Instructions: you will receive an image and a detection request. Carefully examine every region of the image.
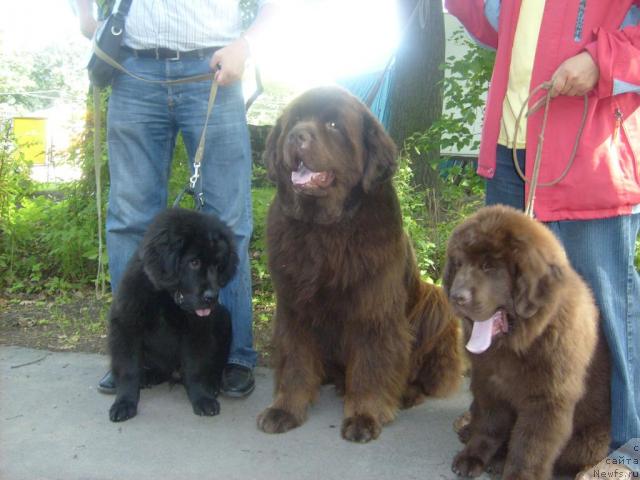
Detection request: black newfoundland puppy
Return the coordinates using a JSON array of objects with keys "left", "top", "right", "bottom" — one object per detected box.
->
[{"left": 108, "top": 208, "right": 237, "bottom": 422}]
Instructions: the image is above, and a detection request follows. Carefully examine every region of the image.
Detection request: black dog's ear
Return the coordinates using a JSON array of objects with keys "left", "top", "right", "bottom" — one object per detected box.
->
[
  {"left": 263, "top": 115, "right": 284, "bottom": 184},
  {"left": 362, "top": 108, "right": 397, "bottom": 192},
  {"left": 512, "top": 245, "right": 563, "bottom": 319},
  {"left": 212, "top": 230, "right": 239, "bottom": 287},
  {"left": 141, "top": 226, "right": 183, "bottom": 291}
]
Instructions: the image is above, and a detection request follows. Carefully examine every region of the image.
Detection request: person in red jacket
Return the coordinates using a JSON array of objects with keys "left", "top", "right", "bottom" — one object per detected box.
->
[{"left": 446, "top": 0, "right": 640, "bottom": 477}]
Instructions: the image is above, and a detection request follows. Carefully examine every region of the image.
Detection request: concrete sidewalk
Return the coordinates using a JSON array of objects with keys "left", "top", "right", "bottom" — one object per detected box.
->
[{"left": 0, "top": 346, "right": 570, "bottom": 480}]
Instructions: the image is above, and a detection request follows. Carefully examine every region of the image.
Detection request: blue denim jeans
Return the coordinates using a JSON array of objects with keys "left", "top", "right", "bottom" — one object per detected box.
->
[
  {"left": 106, "top": 52, "right": 257, "bottom": 368},
  {"left": 487, "top": 144, "right": 640, "bottom": 455}
]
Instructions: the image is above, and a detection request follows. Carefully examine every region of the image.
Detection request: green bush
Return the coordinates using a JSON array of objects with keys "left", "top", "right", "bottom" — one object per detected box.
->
[
  {"left": 393, "top": 29, "right": 493, "bottom": 282},
  {"left": 3, "top": 188, "right": 99, "bottom": 294}
]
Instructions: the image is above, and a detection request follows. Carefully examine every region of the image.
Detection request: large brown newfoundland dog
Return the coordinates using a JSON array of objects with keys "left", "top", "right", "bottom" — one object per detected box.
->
[
  {"left": 443, "top": 205, "right": 610, "bottom": 479},
  {"left": 256, "top": 86, "right": 463, "bottom": 443}
]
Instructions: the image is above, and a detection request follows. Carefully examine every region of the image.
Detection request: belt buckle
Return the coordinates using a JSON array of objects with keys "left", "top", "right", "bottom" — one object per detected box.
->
[{"left": 155, "top": 48, "right": 181, "bottom": 60}]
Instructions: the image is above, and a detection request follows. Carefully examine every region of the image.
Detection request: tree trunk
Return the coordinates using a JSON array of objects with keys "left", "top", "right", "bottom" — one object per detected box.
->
[{"left": 388, "top": 0, "right": 445, "bottom": 190}]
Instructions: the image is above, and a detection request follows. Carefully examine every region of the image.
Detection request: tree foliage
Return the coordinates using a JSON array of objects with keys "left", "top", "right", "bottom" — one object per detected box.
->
[{"left": 0, "top": 44, "right": 87, "bottom": 115}]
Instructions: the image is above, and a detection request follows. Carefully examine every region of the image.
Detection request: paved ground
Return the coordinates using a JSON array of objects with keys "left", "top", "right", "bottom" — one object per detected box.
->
[{"left": 0, "top": 346, "right": 577, "bottom": 480}]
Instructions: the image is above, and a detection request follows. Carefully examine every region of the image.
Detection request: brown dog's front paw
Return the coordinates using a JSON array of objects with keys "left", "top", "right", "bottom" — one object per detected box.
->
[
  {"left": 400, "top": 385, "right": 426, "bottom": 409},
  {"left": 451, "top": 450, "right": 485, "bottom": 477},
  {"left": 257, "top": 407, "right": 301, "bottom": 434},
  {"left": 341, "top": 414, "right": 381, "bottom": 443}
]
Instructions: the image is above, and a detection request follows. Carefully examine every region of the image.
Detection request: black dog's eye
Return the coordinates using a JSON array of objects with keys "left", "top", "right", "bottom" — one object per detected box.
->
[
  {"left": 189, "top": 259, "right": 201, "bottom": 270},
  {"left": 325, "top": 121, "right": 339, "bottom": 131}
]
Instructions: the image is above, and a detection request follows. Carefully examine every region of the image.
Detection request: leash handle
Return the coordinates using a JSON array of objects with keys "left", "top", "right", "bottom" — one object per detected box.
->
[{"left": 510, "top": 81, "right": 589, "bottom": 217}]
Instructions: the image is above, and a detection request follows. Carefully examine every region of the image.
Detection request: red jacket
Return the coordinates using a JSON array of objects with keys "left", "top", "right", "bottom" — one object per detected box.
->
[{"left": 445, "top": 0, "right": 640, "bottom": 221}]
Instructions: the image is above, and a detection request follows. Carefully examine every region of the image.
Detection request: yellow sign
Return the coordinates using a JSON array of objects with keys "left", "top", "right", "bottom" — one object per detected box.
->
[{"left": 13, "top": 117, "right": 47, "bottom": 165}]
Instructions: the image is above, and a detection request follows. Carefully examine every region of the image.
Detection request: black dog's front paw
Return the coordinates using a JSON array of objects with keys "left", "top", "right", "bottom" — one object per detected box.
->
[
  {"left": 109, "top": 399, "right": 138, "bottom": 422},
  {"left": 192, "top": 396, "right": 220, "bottom": 416}
]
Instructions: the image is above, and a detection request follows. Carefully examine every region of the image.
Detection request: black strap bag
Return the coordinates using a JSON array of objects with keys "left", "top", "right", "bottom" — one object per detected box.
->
[{"left": 87, "top": 0, "right": 133, "bottom": 88}]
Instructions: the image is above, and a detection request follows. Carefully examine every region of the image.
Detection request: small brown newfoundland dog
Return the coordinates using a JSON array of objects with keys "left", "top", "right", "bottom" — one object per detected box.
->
[
  {"left": 443, "top": 205, "right": 610, "bottom": 479},
  {"left": 257, "top": 86, "right": 463, "bottom": 442}
]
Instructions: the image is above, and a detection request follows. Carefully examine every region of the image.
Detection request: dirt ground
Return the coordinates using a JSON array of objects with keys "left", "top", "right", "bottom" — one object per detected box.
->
[{"left": 0, "top": 292, "right": 275, "bottom": 366}]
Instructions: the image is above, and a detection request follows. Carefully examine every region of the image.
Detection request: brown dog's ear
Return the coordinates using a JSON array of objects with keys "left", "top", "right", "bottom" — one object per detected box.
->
[
  {"left": 362, "top": 109, "right": 397, "bottom": 192},
  {"left": 263, "top": 116, "right": 284, "bottom": 183},
  {"left": 442, "top": 253, "right": 456, "bottom": 298},
  {"left": 512, "top": 246, "right": 563, "bottom": 319}
]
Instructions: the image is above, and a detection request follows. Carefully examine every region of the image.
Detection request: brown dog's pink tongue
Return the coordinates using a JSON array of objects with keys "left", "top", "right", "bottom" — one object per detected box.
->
[
  {"left": 292, "top": 163, "right": 315, "bottom": 186},
  {"left": 466, "top": 311, "right": 502, "bottom": 354}
]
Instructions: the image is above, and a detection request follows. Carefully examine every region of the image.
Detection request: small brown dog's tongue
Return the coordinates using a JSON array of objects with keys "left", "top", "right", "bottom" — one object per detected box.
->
[{"left": 466, "top": 311, "right": 504, "bottom": 354}]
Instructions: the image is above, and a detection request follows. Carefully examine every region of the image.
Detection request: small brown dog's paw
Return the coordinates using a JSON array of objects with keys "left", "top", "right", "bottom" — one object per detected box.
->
[
  {"left": 486, "top": 457, "right": 505, "bottom": 475},
  {"left": 257, "top": 407, "right": 300, "bottom": 434},
  {"left": 453, "top": 410, "right": 472, "bottom": 444},
  {"left": 341, "top": 414, "right": 381, "bottom": 443},
  {"left": 502, "top": 474, "right": 538, "bottom": 480},
  {"left": 451, "top": 450, "right": 485, "bottom": 477}
]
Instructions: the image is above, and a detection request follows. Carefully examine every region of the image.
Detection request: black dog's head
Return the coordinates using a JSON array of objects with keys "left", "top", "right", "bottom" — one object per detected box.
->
[{"left": 140, "top": 208, "right": 238, "bottom": 317}]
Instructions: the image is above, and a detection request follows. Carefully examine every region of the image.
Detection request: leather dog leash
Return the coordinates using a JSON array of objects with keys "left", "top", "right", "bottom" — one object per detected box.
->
[{"left": 510, "top": 81, "right": 589, "bottom": 217}]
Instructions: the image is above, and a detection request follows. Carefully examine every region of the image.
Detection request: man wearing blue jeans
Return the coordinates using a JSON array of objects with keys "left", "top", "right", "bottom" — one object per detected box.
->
[{"left": 77, "top": 0, "right": 280, "bottom": 398}]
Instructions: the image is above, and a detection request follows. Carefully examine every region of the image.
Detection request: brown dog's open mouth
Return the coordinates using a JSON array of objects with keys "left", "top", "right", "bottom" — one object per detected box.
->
[
  {"left": 291, "top": 160, "right": 335, "bottom": 191},
  {"left": 466, "top": 309, "right": 509, "bottom": 354}
]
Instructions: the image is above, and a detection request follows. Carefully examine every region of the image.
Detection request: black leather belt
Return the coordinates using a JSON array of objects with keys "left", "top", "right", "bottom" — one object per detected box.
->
[{"left": 122, "top": 46, "right": 220, "bottom": 60}]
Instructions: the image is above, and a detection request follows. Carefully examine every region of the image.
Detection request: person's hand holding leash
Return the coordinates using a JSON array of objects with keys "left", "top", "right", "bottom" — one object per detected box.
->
[
  {"left": 550, "top": 51, "right": 599, "bottom": 97},
  {"left": 209, "top": 37, "right": 251, "bottom": 86}
]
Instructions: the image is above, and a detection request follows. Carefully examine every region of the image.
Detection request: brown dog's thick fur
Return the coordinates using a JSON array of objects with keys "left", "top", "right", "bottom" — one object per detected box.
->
[
  {"left": 256, "top": 86, "right": 463, "bottom": 442},
  {"left": 444, "top": 205, "right": 610, "bottom": 480}
]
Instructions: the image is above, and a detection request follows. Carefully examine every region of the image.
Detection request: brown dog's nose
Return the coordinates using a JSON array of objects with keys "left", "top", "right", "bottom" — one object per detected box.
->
[
  {"left": 450, "top": 287, "right": 472, "bottom": 306},
  {"left": 289, "top": 128, "right": 313, "bottom": 150}
]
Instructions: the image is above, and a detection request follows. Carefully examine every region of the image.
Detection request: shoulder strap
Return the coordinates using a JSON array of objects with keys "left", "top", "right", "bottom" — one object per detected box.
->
[{"left": 114, "top": 0, "right": 133, "bottom": 16}]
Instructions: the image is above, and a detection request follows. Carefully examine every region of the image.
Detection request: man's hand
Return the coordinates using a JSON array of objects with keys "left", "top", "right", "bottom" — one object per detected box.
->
[
  {"left": 209, "top": 37, "right": 250, "bottom": 86},
  {"left": 549, "top": 51, "right": 599, "bottom": 97}
]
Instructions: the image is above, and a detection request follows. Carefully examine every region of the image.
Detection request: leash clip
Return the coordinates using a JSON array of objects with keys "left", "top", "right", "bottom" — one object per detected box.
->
[{"left": 189, "top": 161, "right": 201, "bottom": 190}]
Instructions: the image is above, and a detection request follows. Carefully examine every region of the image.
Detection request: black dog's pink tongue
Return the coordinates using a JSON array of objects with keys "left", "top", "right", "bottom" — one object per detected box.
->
[{"left": 195, "top": 308, "right": 211, "bottom": 317}]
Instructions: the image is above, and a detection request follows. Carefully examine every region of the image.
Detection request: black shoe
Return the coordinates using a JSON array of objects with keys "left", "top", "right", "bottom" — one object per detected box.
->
[
  {"left": 221, "top": 364, "right": 255, "bottom": 398},
  {"left": 97, "top": 370, "right": 116, "bottom": 394}
]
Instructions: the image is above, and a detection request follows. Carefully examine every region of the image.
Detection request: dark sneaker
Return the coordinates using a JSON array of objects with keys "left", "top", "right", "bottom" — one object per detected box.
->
[
  {"left": 97, "top": 370, "right": 116, "bottom": 394},
  {"left": 221, "top": 364, "right": 255, "bottom": 398}
]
